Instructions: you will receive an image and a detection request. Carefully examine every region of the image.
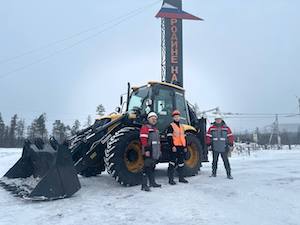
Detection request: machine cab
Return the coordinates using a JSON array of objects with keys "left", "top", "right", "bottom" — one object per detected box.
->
[{"left": 127, "top": 81, "right": 190, "bottom": 132}]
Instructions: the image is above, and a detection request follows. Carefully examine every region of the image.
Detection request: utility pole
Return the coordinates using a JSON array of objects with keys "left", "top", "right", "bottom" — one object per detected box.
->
[
  {"left": 269, "top": 114, "right": 281, "bottom": 149},
  {"left": 275, "top": 114, "right": 281, "bottom": 149}
]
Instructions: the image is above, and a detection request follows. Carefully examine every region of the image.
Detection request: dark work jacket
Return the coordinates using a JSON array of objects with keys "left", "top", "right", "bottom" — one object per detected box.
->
[
  {"left": 140, "top": 124, "right": 161, "bottom": 160},
  {"left": 206, "top": 121, "right": 234, "bottom": 153}
]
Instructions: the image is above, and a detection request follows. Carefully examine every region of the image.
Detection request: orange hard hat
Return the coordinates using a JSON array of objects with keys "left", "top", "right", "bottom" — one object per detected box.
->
[{"left": 172, "top": 110, "right": 181, "bottom": 117}]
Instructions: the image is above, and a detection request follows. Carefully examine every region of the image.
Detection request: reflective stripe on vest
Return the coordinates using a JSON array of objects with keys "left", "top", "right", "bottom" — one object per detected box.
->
[{"left": 171, "top": 122, "right": 186, "bottom": 147}]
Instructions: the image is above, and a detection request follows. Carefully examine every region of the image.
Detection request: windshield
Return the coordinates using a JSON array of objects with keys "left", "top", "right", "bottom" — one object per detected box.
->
[{"left": 128, "top": 86, "right": 150, "bottom": 113}]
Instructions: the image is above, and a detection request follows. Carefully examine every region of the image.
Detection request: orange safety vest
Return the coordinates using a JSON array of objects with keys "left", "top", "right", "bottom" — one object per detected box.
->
[{"left": 171, "top": 122, "right": 186, "bottom": 147}]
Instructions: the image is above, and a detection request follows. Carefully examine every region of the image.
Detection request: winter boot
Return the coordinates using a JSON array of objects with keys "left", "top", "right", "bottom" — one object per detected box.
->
[
  {"left": 168, "top": 165, "right": 176, "bottom": 185},
  {"left": 178, "top": 167, "right": 189, "bottom": 183},
  {"left": 227, "top": 170, "right": 233, "bottom": 180},
  {"left": 141, "top": 173, "right": 150, "bottom": 192},
  {"left": 210, "top": 170, "right": 217, "bottom": 177},
  {"left": 210, "top": 164, "right": 217, "bottom": 177},
  {"left": 149, "top": 170, "right": 162, "bottom": 188},
  {"left": 179, "top": 177, "right": 189, "bottom": 183}
]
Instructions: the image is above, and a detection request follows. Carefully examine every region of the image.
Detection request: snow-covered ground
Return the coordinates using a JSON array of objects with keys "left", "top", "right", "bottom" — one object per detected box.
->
[{"left": 0, "top": 148, "right": 299, "bottom": 225}]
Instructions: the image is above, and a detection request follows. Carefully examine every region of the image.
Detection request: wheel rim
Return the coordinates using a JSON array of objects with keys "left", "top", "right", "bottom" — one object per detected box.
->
[
  {"left": 185, "top": 143, "right": 199, "bottom": 168},
  {"left": 124, "top": 140, "right": 144, "bottom": 173}
]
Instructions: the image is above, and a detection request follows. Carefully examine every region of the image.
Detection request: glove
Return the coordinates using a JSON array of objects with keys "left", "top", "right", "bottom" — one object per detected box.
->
[
  {"left": 145, "top": 151, "right": 151, "bottom": 157},
  {"left": 172, "top": 146, "right": 177, "bottom": 152}
]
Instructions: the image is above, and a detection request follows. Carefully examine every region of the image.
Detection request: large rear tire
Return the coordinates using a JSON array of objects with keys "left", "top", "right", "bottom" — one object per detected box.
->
[
  {"left": 78, "top": 145, "right": 105, "bottom": 177},
  {"left": 105, "top": 127, "right": 144, "bottom": 186},
  {"left": 182, "top": 133, "right": 203, "bottom": 176}
]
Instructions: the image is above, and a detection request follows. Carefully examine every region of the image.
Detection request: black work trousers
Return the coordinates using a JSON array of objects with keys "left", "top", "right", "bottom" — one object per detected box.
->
[
  {"left": 169, "top": 147, "right": 186, "bottom": 167},
  {"left": 168, "top": 147, "right": 186, "bottom": 180},
  {"left": 212, "top": 151, "right": 231, "bottom": 176}
]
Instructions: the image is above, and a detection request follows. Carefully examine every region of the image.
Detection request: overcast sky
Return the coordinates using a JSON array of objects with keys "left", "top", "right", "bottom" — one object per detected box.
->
[{"left": 0, "top": 0, "right": 300, "bottom": 132}]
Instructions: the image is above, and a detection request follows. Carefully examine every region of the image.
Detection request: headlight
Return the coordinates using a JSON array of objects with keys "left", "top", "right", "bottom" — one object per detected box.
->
[{"left": 128, "top": 113, "right": 137, "bottom": 120}]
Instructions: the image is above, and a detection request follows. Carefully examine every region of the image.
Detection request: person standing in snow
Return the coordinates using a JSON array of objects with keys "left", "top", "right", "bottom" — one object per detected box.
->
[
  {"left": 166, "top": 110, "right": 189, "bottom": 185},
  {"left": 206, "top": 114, "right": 234, "bottom": 179},
  {"left": 140, "top": 112, "right": 162, "bottom": 192}
]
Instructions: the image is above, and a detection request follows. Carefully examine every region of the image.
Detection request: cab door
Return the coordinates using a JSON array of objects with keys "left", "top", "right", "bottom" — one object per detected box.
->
[
  {"left": 153, "top": 88, "right": 174, "bottom": 132},
  {"left": 174, "top": 91, "right": 190, "bottom": 125}
]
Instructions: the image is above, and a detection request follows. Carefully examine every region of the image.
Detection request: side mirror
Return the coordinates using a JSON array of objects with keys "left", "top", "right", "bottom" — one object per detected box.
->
[
  {"left": 146, "top": 99, "right": 152, "bottom": 107},
  {"left": 115, "top": 106, "right": 121, "bottom": 113}
]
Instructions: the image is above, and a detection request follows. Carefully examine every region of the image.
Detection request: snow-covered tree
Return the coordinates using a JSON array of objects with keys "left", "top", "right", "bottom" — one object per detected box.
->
[
  {"left": 52, "top": 120, "right": 70, "bottom": 143},
  {"left": 0, "top": 113, "right": 5, "bottom": 147},
  {"left": 16, "top": 119, "right": 25, "bottom": 147},
  {"left": 96, "top": 104, "right": 106, "bottom": 117},
  {"left": 8, "top": 114, "right": 18, "bottom": 147},
  {"left": 85, "top": 115, "right": 93, "bottom": 128},
  {"left": 27, "top": 114, "right": 48, "bottom": 141},
  {"left": 297, "top": 125, "right": 300, "bottom": 145},
  {"left": 71, "top": 120, "right": 81, "bottom": 136}
]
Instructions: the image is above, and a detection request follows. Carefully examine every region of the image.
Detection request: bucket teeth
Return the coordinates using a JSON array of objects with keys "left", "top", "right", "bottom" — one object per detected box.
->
[
  {"left": 0, "top": 139, "right": 81, "bottom": 201},
  {"left": 6, "top": 186, "right": 17, "bottom": 192},
  {"left": 0, "top": 182, "right": 27, "bottom": 198},
  {"left": 0, "top": 180, "right": 50, "bottom": 200}
]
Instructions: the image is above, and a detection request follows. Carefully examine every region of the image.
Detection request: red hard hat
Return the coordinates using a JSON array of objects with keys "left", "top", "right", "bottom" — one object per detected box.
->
[{"left": 172, "top": 110, "right": 181, "bottom": 117}]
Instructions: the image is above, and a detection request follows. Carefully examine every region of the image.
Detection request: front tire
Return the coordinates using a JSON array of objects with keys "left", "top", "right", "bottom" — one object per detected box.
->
[
  {"left": 105, "top": 127, "right": 144, "bottom": 186},
  {"left": 182, "top": 133, "right": 203, "bottom": 176}
]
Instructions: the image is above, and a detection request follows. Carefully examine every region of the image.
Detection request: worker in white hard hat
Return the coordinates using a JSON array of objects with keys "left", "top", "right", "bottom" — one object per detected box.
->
[
  {"left": 139, "top": 112, "right": 162, "bottom": 191},
  {"left": 206, "top": 113, "right": 234, "bottom": 179},
  {"left": 214, "top": 114, "right": 223, "bottom": 121}
]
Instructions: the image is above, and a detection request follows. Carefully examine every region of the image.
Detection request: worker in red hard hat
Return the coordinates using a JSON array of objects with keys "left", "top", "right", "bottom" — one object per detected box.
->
[
  {"left": 140, "top": 112, "right": 162, "bottom": 191},
  {"left": 166, "top": 110, "right": 189, "bottom": 185}
]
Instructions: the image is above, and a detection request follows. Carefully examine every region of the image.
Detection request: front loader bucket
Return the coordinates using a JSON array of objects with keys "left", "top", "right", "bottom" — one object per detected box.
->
[{"left": 0, "top": 140, "right": 81, "bottom": 201}]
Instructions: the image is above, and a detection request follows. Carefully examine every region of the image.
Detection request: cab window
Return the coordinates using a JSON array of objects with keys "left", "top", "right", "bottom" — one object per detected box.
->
[
  {"left": 154, "top": 88, "right": 174, "bottom": 131},
  {"left": 175, "top": 92, "right": 189, "bottom": 124},
  {"left": 128, "top": 87, "right": 149, "bottom": 114}
]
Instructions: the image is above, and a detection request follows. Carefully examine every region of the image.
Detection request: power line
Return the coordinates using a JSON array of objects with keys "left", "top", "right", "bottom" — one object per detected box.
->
[
  {"left": 0, "top": 0, "right": 161, "bottom": 65},
  {"left": 223, "top": 117, "right": 278, "bottom": 119},
  {"left": 0, "top": 1, "right": 161, "bottom": 80},
  {"left": 224, "top": 112, "right": 299, "bottom": 116},
  {"left": 207, "top": 113, "right": 300, "bottom": 118}
]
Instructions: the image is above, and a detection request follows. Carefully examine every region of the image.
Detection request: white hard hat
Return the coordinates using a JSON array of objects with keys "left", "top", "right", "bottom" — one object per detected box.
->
[
  {"left": 214, "top": 114, "right": 223, "bottom": 120},
  {"left": 147, "top": 112, "right": 158, "bottom": 119}
]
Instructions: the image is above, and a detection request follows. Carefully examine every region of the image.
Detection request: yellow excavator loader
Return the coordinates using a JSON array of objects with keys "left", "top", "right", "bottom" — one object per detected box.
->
[{"left": 71, "top": 80, "right": 208, "bottom": 183}]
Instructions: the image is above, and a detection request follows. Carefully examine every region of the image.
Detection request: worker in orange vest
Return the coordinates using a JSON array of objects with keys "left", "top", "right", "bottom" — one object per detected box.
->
[{"left": 166, "top": 110, "right": 189, "bottom": 185}]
